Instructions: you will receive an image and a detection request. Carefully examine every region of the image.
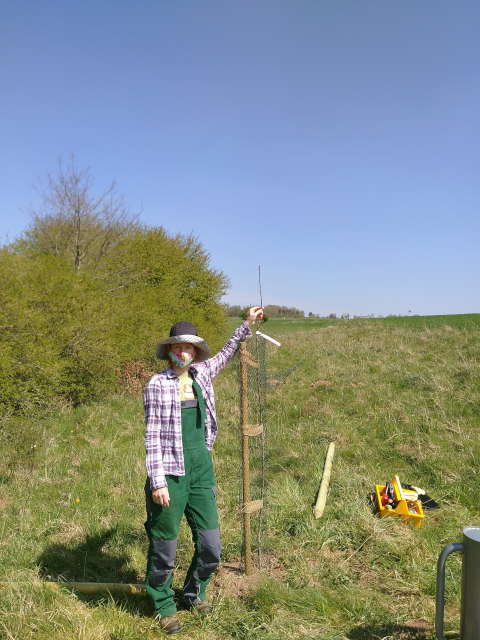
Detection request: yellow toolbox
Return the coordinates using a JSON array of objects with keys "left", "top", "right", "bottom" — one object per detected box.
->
[{"left": 375, "top": 476, "right": 424, "bottom": 528}]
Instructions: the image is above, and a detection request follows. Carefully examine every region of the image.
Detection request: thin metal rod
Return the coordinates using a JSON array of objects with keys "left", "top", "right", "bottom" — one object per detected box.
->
[
  {"left": 257, "top": 265, "right": 264, "bottom": 333},
  {"left": 259, "top": 265, "right": 263, "bottom": 308}
]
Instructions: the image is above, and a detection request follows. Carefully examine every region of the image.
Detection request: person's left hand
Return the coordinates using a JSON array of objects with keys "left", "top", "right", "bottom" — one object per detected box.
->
[
  {"left": 245, "top": 306, "right": 264, "bottom": 328},
  {"left": 152, "top": 487, "right": 170, "bottom": 507}
]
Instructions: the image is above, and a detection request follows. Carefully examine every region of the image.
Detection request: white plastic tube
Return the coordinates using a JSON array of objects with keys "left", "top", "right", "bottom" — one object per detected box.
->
[{"left": 256, "top": 331, "right": 281, "bottom": 346}]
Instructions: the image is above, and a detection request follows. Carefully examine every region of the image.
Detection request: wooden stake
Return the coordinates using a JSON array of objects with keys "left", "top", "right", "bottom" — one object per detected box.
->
[
  {"left": 314, "top": 441, "right": 336, "bottom": 519},
  {"left": 239, "top": 342, "right": 252, "bottom": 575},
  {"left": 38, "top": 582, "right": 146, "bottom": 595}
]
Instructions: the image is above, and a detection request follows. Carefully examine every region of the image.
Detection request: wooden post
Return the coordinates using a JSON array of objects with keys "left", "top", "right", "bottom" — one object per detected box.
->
[
  {"left": 314, "top": 441, "right": 336, "bottom": 519},
  {"left": 238, "top": 342, "right": 264, "bottom": 575},
  {"left": 35, "top": 582, "right": 147, "bottom": 595},
  {"left": 239, "top": 342, "right": 252, "bottom": 575}
]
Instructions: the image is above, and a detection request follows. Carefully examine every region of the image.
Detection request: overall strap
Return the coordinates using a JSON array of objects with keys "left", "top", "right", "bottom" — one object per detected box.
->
[{"left": 192, "top": 379, "right": 207, "bottom": 427}]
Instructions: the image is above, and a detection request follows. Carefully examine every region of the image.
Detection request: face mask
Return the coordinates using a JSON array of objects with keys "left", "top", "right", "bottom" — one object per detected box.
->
[{"left": 169, "top": 350, "right": 195, "bottom": 367}]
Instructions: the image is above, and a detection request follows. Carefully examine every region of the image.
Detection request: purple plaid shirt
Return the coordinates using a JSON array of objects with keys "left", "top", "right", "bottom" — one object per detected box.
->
[{"left": 144, "top": 322, "right": 252, "bottom": 489}]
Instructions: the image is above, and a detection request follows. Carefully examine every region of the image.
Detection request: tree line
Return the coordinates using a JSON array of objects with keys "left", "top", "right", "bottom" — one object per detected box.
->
[
  {"left": 225, "top": 304, "right": 304, "bottom": 318},
  {"left": 0, "top": 159, "right": 229, "bottom": 416}
]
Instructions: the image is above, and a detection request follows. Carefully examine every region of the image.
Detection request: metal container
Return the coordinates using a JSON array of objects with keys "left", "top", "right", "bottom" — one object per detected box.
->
[{"left": 436, "top": 526, "right": 480, "bottom": 639}]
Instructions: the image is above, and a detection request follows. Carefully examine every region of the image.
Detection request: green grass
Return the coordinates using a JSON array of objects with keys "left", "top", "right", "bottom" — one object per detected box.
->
[
  {"left": 1, "top": 315, "right": 480, "bottom": 638},
  {"left": 366, "top": 313, "right": 480, "bottom": 331},
  {"left": 227, "top": 316, "right": 341, "bottom": 336},
  {"left": 228, "top": 313, "right": 480, "bottom": 336}
]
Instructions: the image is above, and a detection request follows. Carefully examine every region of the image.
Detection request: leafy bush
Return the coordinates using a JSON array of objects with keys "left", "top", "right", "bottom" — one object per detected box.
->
[
  {"left": 0, "top": 248, "right": 115, "bottom": 412},
  {"left": 239, "top": 306, "right": 269, "bottom": 322},
  {"left": 224, "top": 304, "right": 242, "bottom": 317},
  {"left": 115, "top": 361, "right": 155, "bottom": 396},
  {"left": 264, "top": 305, "right": 304, "bottom": 318},
  {"left": 0, "top": 162, "right": 229, "bottom": 413}
]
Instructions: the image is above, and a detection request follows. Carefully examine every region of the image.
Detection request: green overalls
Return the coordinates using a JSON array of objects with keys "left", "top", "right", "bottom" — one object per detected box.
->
[{"left": 144, "top": 379, "right": 221, "bottom": 618}]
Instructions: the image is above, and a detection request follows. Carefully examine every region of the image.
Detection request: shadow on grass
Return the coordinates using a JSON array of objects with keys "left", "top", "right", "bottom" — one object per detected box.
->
[
  {"left": 76, "top": 590, "right": 155, "bottom": 618},
  {"left": 37, "top": 527, "right": 193, "bottom": 617},
  {"left": 37, "top": 525, "right": 140, "bottom": 584},
  {"left": 347, "top": 621, "right": 435, "bottom": 639},
  {"left": 70, "top": 587, "right": 190, "bottom": 618}
]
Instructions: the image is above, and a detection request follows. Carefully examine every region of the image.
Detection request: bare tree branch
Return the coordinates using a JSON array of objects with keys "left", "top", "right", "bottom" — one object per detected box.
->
[{"left": 24, "top": 155, "right": 141, "bottom": 275}]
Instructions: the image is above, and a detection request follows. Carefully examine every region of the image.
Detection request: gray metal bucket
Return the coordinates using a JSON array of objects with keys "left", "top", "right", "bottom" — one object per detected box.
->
[{"left": 436, "top": 526, "right": 480, "bottom": 639}]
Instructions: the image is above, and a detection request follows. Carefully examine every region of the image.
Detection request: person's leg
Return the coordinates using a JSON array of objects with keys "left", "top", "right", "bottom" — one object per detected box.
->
[
  {"left": 182, "top": 449, "right": 222, "bottom": 607},
  {"left": 144, "top": 476, "right": 188, "bottom": 618}
]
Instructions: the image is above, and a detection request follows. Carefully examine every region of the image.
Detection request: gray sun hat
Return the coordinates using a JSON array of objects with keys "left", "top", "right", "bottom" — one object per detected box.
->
[{"left": 155, "top": 321, "right": 211, "bottom": 362}]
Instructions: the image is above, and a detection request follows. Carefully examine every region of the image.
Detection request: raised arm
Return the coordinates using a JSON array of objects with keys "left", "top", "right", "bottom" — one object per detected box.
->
[{"left": 199, "top": 307, "right": 264, "bottom": 379}]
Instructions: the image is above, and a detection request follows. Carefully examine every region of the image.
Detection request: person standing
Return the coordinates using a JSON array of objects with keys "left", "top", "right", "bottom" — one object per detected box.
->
[{"left": 144, "top": 307, "right": 263, "bottom": 634}]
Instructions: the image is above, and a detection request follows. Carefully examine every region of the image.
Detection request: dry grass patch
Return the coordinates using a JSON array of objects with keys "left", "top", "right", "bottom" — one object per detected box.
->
[{"left": 51, "top": 522, "right": 85, "bottom": 544}]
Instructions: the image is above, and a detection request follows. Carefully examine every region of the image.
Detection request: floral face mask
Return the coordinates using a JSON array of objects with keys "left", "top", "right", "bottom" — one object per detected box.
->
[{"left": 169, "top": 350, "right": 195, "bottom": 368}]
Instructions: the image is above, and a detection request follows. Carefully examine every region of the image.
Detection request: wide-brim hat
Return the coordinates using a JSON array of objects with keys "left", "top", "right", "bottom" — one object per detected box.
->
[{"left": 156, "top": 321, "right": 211, "bottom": 362}]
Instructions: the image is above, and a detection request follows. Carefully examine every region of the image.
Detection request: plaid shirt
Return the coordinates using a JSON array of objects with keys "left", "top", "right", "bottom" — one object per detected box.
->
[{"left": 144, "top": 322, "right": 252, "bottom": 489}]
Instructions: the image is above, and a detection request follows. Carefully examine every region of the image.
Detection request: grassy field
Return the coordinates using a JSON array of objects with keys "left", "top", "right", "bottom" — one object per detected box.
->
[
  {"left": 1, "top": 315, "right": 479, "bottom": 639},
  {"left": 227, "top": 313, "right": 480, "bottom": 336}
]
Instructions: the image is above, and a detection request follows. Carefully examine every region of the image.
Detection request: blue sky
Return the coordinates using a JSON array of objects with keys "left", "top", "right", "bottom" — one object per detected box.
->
[{"left": 1, "top": 1, "right": 478, "bottom": 317}]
